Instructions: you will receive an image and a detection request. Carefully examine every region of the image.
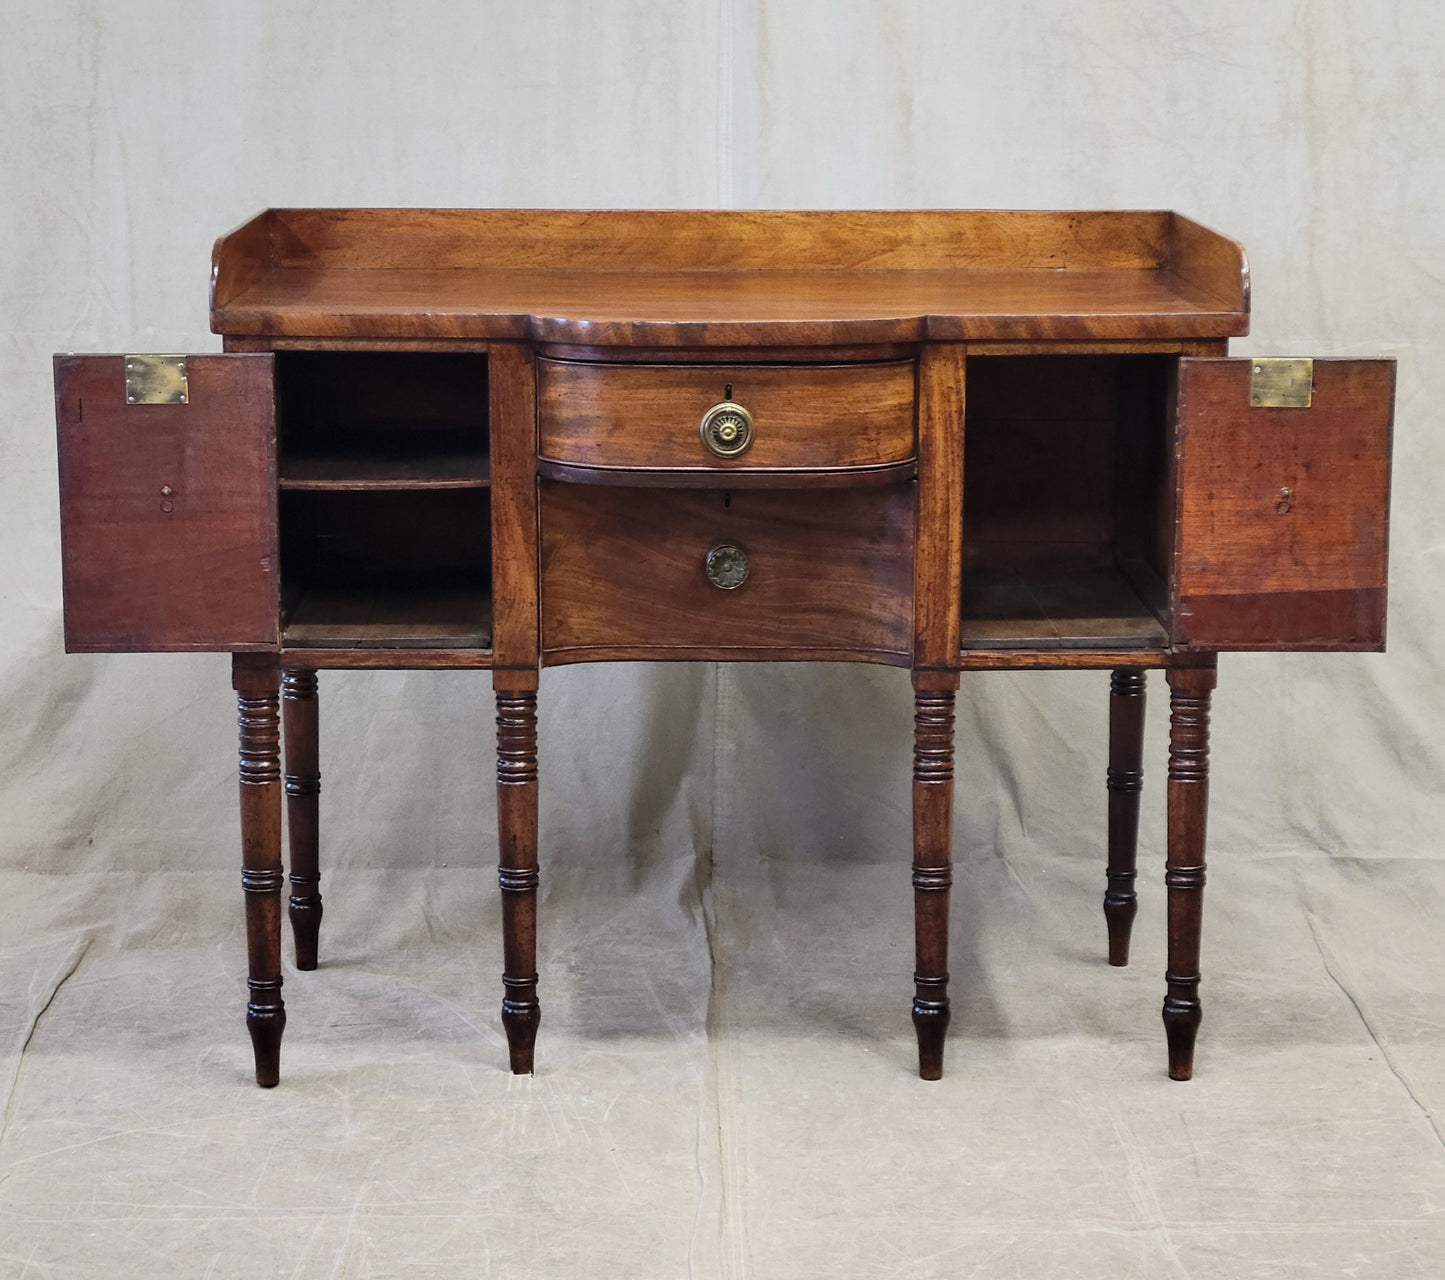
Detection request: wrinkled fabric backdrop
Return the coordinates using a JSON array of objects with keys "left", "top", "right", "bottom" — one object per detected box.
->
[{"left": 1, "top": 3, "right": 1444, "bottom": 1277}]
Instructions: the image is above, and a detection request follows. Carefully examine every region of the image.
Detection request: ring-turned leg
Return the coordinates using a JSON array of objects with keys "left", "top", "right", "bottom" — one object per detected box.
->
[
  {"left": 283, "top": 668, "right": 322, "bottom": 971},
  {"left": 1105, "top": 668, "right": 1146, "bottom": 966},
  {"left": 233, "top": 654, "right": 286, "bottom": 1087},
  {"left": 496, "top": 679, "right": 540, "bottom": 1074},
  {"left": 911, "top": 673, "right": 957, "bottom": 1080},
  {"left": 1163, "top": 659, "right": 1216, "bottom": 1080}
]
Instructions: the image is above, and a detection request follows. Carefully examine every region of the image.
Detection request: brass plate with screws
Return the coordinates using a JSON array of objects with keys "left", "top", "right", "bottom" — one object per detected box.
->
[
  {"left": 125, "top": 355, "right": 189, "bottom": 406},
  {"left": 1249, "top": 358, "right": 1313, "bottom": 409}
]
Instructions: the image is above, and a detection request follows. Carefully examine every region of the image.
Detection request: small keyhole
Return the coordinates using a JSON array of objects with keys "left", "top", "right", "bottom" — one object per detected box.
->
[
  {"left": 724, "top": 384, "right": 733, "bottom": 400},
  {"left": 723, "top": 491, "right": 732, "bottom": 509}
]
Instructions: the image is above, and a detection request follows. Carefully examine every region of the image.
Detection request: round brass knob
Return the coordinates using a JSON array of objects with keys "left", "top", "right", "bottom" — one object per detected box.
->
[
  {"left": 704, "top": 543, "right": 750, "bottom": 590},
  {"left": 699, "top": 400, "right": 755, "bottom": 458}
]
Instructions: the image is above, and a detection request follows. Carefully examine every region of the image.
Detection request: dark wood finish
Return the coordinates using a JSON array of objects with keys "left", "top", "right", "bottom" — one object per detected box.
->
[
  {"left": 488, "top": 344, "right": 540, "bottom": 673},
  {"left": 915, "top": 344, "right": 966, "bottom": 668},
  {"left": 283, "top": 668, "right": 322, "bottom": 971},
  {"left": 538, "top": 358, "right": 916, "bottom": 473},
  {"left": 282, "top": 587, "right": 493, "bottom": 650},
  {"left": 1163, "top": 659, "right": 1216, "bottom": 1080},
  {"left": 539, "top": 483, "right": 914, "bottom": 662},
  {"left": 210, "top": 210, "right": 1248, "bottom": 344},
  {"left": 495, "top": 682, "right": 540, "bottom": 1074},
  {"left": 279, "top": 449, "right": 490, "bottom": 490},
  {"left": 51, "top": 211, "right": 1397, "bottom": 1085},
  {"left": 233, "top": 653, "right": 285, "bottom": 1087},
  {"left": 911, "top": 676, "right": 957, "bottom": 1080},
  {"left": 1172, "top": 358, "right": 1393, "bottom": 650},
  {"left": 1105, "top": 669, "right": 1147, "bottom": 966},
  {"left": 536, "top": 458, "right": 916, "bottom": 489},
  {"left": 960, "top": 564, "right": 1167, "bottom": 650},
  {"left": 282, "top": 647, "right": 496, "bottom": 670},
  {"left": 55, "top": 354, "right": 279, "bottom": 652}
]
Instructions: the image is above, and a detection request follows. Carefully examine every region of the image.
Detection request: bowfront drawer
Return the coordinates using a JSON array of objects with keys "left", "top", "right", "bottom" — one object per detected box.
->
[
  {"left": 537, "top": 358, "right": 916, "bottom": 476},
  {"left": 539, "top": 482, "right": 914, "bottom": 662}
]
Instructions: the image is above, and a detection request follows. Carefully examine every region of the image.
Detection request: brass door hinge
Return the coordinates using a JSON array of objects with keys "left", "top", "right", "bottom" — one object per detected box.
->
[
  {"left": 1249, "top": 358, "right": 1313, "bottom": 409},
  {"left": 125, "top": 355, "right": 189, "bottom": 405}
]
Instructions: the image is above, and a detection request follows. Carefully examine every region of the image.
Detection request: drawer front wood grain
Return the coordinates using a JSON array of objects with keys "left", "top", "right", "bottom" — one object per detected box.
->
[
  {"left": 538, "top": 358, "right": 916, "bottom": 474},
  {"left": 1172, "top": 357, "right": 1394, "bottom": 650},
  {"left": 540, "top": 482, "right": 915, "bottom": 661},
  {"left": 55, "top": 354, "right": 279, "bottom": 652}
]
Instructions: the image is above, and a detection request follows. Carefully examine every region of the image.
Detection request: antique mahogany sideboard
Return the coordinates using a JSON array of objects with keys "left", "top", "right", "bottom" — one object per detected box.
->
[{"left": 53, "top": 210, "right": 1394, "bottom": 1087}]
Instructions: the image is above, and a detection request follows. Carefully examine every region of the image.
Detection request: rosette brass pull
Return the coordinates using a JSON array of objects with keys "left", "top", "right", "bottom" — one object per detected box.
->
[
  {"left": 699, "top": 399, "right": 755, "bottom": 458},
  {"left": 704, "top": 543, "right": 750, "bottom": 590}
]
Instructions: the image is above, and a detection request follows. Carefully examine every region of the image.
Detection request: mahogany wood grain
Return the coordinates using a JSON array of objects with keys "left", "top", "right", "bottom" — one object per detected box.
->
[
  {"left": 1105, "top": 669, "right": 1147, "bottom": 966},
  {"left": 233, "top": 654, "right": 285, "bottom": 1087},
  {"left": 282, "top": 668, "right": 322, "bottom": 971},
  {"left": 1164, "top": 214, "right": 1250, "bottom": 312},
  {"left": 912, "top": 677, "right": 958, "bottom": 1079},
  {"left": 915, "top": 345, "right": 965, "bottom": 669},
  {"left": 217, "top": 209, "right": 1230, "bottom": 275},
  {"left": 496, "top": 683, "right": 540, "bottom": 1074},
  {"left": 213, "top": 267, "right": 1247, "bottom": 345},
  {"left": 536, "top": 459, "right": 917, "bottom": 490},
  {"left": 538, "top": 358, "right": 916, "bottom": 473},
  {"left": 282, "top": 647, "right": 495, "bottom": 670},
  {"left": 55, "top": 355, "right": 279, "bottom": 652},
  {"left": 1172, "top": 358, "right": 1394, "bottom": 650},
  {"left": 539, "top": 484, "right": 914, "bottom": 662},
  {"left": 1163, "top": 659, "right": 1216, "bottom": 1080},
  {"left": 488, "top": 344, "right": 540, "bottom": 672}
]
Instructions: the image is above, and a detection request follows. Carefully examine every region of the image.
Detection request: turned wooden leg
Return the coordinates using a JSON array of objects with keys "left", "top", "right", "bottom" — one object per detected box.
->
[
  {"left": 911, "top": 675, "right": 957, "bottom": 1080},
  {"left": 1104, "top": 668, "right": 1146, "bottom": 966},
  {"left": 233, "top": 654, "right": 286, "bottom": 1088},
  {"left": 496, "top": 679, "right": 540, "bottom": 1074},
  {"left": 283, "top": 668, "right": 322, "bottom": 971},
  {"left": 1163, "top": 659, "right": 1216, "bottom": 1081}
]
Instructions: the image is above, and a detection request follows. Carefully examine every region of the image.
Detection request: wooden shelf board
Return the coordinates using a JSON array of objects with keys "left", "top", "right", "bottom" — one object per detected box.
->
[
  {"left": 961, "top": 563, "right": 1167, "bottom": 651},
  {"left": 282, "top": 586, "right": 493, "bottom": 649},
  {"left": 279, "top": 449, "right": 490, "bottom": 491}
]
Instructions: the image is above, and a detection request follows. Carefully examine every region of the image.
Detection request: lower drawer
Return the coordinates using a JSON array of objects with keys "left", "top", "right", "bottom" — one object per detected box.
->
[{"left": 540, "top": 482, "right": 915, "bottom": 662}]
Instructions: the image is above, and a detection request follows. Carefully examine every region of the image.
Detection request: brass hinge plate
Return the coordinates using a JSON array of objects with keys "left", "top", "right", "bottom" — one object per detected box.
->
[
  {"left": 125, "top": 355, "right": 189, "bottom": 405},
  {"left": 1249, "top": 357, "right": 1313, "bottom": 409}
]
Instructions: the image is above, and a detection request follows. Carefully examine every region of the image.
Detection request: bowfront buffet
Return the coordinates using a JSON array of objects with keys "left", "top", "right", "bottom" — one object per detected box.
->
[{"left": 54, "top": 210, "right": 1394, "bottom": 1086}]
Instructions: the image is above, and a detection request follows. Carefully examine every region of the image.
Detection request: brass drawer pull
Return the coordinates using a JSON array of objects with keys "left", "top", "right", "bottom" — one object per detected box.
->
[
  {"left": 704, "top": 543, "right": 750, "bottom": 590},
  {"left": 699, "top": 399, "right": 755, "bottom": 458}
]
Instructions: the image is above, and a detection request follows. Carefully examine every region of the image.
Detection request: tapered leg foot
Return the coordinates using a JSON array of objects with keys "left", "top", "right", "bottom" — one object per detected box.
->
[
  {"left": 1162, "top": 659, "right": 1215, "bottom": 1082},
  {"left": 912, "top": 675, "right": 957, "bottom": 1080},
  {"left": 912, "top": 977, "right": 951, "bottom": 1081},
  {"left": 1105, "top": 668, "right": 1146, "bottom": 966},
  {"left": 496, "top": 681, "right": 541, "bottom": 1075},
  {"left": 234, "top": 654, "right": 286, "bottom": 1088},
  {"left": 283, "top": 668, "right": 322, "bottom": 971},
  {"left": 247, "top": 997, "right": 287, "bottom": 1089}
]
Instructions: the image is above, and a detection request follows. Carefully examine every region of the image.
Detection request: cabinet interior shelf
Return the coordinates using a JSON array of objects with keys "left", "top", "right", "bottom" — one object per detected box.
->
[
  {"left": 960, "top": 563, "right": 1166, "bottom": 651},
  {"left": 279, "top": 448, "right": 491, "bottom": 490},
  {"left": 282, "top": 586, "right": 494, "bottom": 650}
]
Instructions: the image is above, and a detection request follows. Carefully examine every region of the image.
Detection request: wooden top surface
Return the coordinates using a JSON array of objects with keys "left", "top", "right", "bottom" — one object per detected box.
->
[{"left": 211, "top": 209, "right": 1249, "bottom": 345}]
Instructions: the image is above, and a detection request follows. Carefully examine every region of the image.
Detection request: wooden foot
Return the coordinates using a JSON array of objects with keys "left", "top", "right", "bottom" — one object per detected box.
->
[
  {"left": 1163, "top": 659, "right": 1216, "bottom": 1081},
  {"left": 1105, "top": 668, "right": 1146, "bottom": 966},
  {"left": 283, "top": 668, "right": 322, "bottom": 971},
  {"left": 911, "top": 675, "right": 957, "bottom": 1080},
  {"left": 496, "top": 680, "right": 540, "bottom": 1074},
  {"left": 234, "top": 654, "right": 286, "bottom": 1088}
]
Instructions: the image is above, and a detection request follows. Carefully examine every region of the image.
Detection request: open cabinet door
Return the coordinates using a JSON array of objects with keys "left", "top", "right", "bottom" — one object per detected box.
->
[
  {"left": 1172, "top": 357, "right": 1394, "bottom": 651},
  {"left": 55, "top": 354, "right": 278, "bottom": 651}
]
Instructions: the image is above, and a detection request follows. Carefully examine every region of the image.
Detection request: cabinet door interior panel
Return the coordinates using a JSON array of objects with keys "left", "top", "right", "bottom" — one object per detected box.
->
[
  {"left": 1173, "top": 357, "right": 1394, "bottom": 649},
  {"left": 55, "top": 353, "right": 278, "bottom": 651}
]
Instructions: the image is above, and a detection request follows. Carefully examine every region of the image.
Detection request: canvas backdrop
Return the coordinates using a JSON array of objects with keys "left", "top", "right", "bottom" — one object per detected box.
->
[{"left": 1, "top": 3, "right": 1444, "bottom": 1277}]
